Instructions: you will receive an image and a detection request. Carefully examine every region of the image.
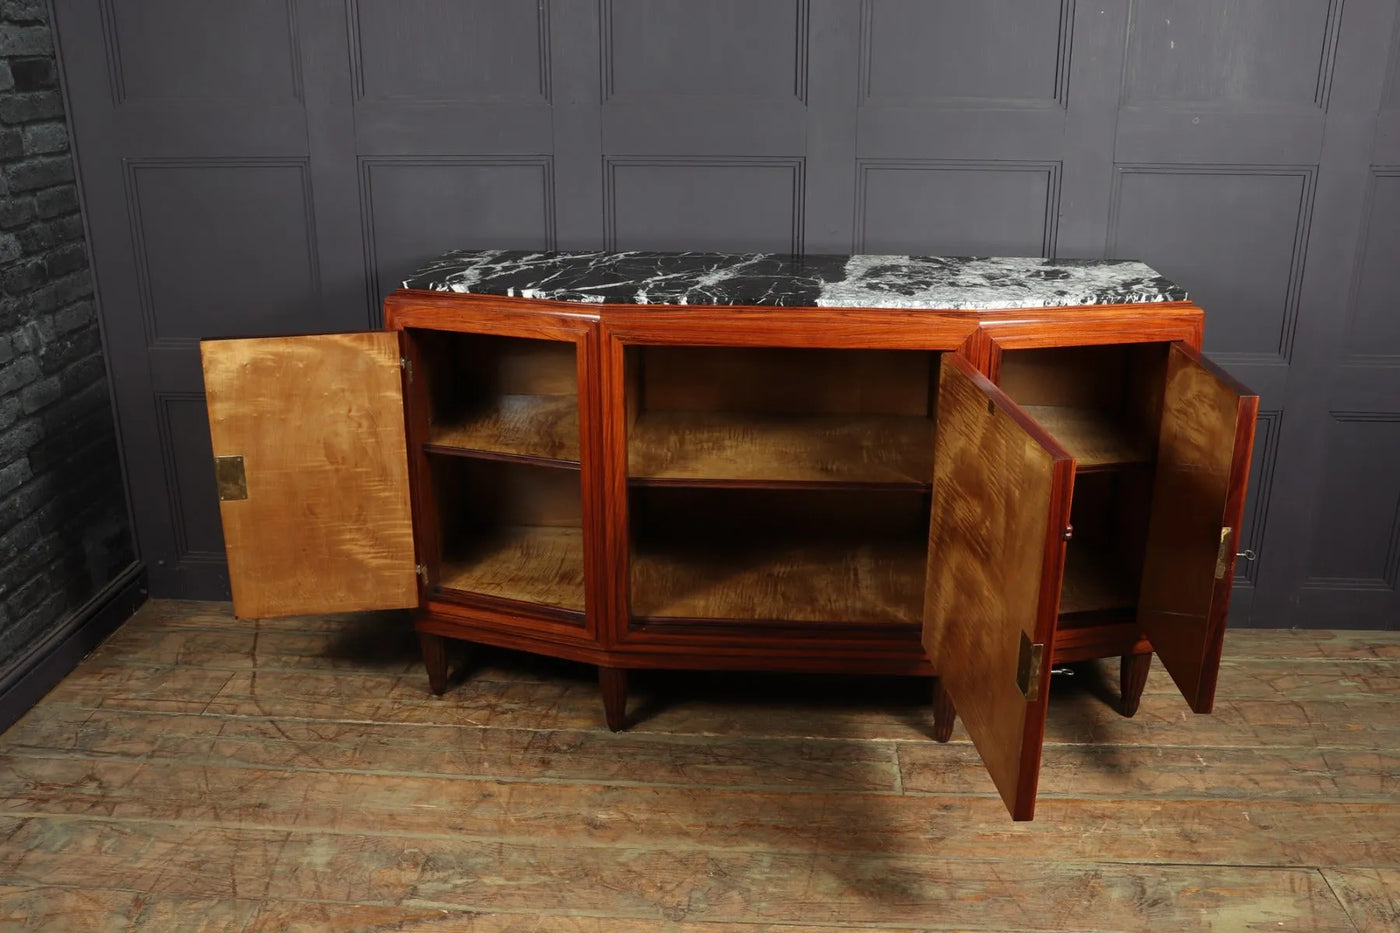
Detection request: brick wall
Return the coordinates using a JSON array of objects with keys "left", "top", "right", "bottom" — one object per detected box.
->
[{"left": 0, "top": 1, "right": 133, "bottom": 664}]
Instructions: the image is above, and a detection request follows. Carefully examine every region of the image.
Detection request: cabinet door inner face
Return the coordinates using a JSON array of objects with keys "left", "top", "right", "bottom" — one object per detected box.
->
[
  {"left": 1138, "top": 343, "right": 1258, "bottom": 713},
  {"left": 413, "top": 330, "right": 581, "bottom": 465},
  {"left": 200, "top": 332, "right": 418, "bottom": 619},
  {"left": 924, "top": 355, "right": 1074, "bottom": 821}
]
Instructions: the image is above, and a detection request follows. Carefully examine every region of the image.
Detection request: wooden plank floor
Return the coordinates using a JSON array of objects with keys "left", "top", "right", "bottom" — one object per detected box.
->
[{"left": 0, "top": 601, "right": 1397, "bottom": 931}]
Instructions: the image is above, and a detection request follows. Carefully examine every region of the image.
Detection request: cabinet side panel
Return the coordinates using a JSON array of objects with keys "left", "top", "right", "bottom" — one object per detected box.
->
[
  {"left": 924, "top": 356, "right": 1072, "bottom": 820},
  {"left": 201, "top": 333, "right": 418, "bottom": 618},
  {"left": 1139, "top": 344, "right": 1258, "bottom": 712}
]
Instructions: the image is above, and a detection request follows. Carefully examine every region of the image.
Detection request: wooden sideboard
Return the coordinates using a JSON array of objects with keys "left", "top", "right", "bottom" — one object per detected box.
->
[{"left": 200, "top": 252, "right": 1257, "bottom": 820}]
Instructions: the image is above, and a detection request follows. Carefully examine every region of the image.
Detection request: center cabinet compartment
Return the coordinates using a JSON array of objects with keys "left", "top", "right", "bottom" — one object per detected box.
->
[{"left": 623, "top": 345, "right": 941, "bottom": 628}]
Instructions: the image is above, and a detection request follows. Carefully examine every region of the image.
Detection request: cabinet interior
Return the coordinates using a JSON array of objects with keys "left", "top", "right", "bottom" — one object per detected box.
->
[
  {"left": 412, "top": 329, "right": 580, "bottom": 464},
  {"left": 625, "top": 346, "right": 941, "bottom": 487},
  {"left": 998, "top": 343, "right": 1167, "bottom": 470},
  {"left": 630, "top": 486, "right": 928, "bottom": 627},
  {"left": 998, "top": 343, "right": 1168, "bottom": 624},
  {"left": 430, "top": 456, "right": 585, "bottom": 613}
]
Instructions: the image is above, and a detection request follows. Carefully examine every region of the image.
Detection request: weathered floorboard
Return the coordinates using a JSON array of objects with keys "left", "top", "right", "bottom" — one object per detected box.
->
[{"left": 0, "top": 599, "right": 1396, "bottom": 930}]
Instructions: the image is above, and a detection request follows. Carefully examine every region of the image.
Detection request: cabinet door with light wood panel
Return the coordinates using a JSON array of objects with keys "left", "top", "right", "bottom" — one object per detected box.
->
[
  {"left": 199, "top": 332, "right": 420, "bottom": 619},
  {"left": 928, "top": 343, "right": 1258, "bottom": 820}
]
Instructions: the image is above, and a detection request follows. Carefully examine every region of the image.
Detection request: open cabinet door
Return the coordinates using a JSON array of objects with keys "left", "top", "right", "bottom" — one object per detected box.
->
[
  {"left": 924, "top": 356, "right": 1075, "bottom": 821},
  {"left": 201, "top": 332, "right": 419, "bottom": 619},
  {"left": 1139, "top": 343, "right": 1258, "bottom": 713}
]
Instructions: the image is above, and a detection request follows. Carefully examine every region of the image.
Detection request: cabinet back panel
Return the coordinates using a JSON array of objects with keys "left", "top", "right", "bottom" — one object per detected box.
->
[
  {"left": 414, "top": 331, "right": 577, "bottom": 425},
  {"left": 630, "top": 486, "right": 930, "bottom": 541},
  {"left": 1000, "top": 344, "right": 1167, "bottom": 415},
  {"left": 431, "top": 457, "right": 582, "bottom": 531},
  {"left": 637, "top": 347, "right": 936, "bottom": 416}
]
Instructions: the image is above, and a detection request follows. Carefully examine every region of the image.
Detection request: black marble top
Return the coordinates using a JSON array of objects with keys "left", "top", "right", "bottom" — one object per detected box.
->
[{"left": 401, "top": 251, "right": 1187, "bottom": 311}]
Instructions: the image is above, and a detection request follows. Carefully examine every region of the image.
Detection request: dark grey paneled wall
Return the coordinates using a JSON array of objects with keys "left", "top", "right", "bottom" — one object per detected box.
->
[{"left": 50, "top": 0, "right": 1400, "bottom": 629}]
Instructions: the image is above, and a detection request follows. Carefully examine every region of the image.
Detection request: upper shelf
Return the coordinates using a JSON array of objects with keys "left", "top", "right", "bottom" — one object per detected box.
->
[
  {"left": 426, "top": 394, "right": 580, "bottom": 466},
  {"left": 627, "top": 411, "right": 935, "bottom": 489},
  {"left": 1020, "top": 405, "right": 1154, "bottom": 470}
]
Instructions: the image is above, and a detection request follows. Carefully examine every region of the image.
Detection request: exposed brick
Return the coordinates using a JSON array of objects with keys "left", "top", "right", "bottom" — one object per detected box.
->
[
  {"left": 45, "top": 241, "right": 86, "bottom": 277},
  {"left": 0, "top": 25, "right": 51, "bottom": 57},
  {"left": 1, "top": 257, "right": 44, "bottom": 294},
  {"left": 33, "top": 186, "right": 74, "bottom": 219},
  {"left": 4, "top": 154, "right": 72, "bottom": 193},
  {"left": 0, "top": 126, "right": 20, "bottom": 158},
  {"left": 0, "top": 417, "right": 39, "bottom": 466},
  {"left": 8, "top": 57, "right": 55, "bottom": 92},
  {"left": 53, "top": 298, "right": 93, "bottom": 334},
  {"left": 0, "top": 61, "right": 13, "bottom": 93},
  {"left": 0, "top": 231, "right": 19, "bottom": 263},
  {"left": 18, "top": 373, "right": 59, "bottom": 412},
  {"left": 0, "top": 90, "right": 63, "bottom": 124},
  {"left": 0, "top": 356, "right": 40, "bottom": 395},
  {"left": 0, "top": 334, "right": 12, "bottom": 365},
  {"left": 1, "top": 2, "right": 48, "bottom": 24},
  {"left": 0, "top": 193, "right": 33, "bottom": 228},
  {"left": 0, "top": 458, "right": 31, "bottom": 497},
  {"left": 20, "top": 122, "right": 66, "bottom": 154}
]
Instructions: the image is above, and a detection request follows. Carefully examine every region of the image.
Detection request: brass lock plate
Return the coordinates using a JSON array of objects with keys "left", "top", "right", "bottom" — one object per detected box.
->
[
  {"left": 1017, "top": 630, "right": 1044, "bottom": 702},
  {"left": 214, "top": 455, "right": 248, "bottom": 501}
]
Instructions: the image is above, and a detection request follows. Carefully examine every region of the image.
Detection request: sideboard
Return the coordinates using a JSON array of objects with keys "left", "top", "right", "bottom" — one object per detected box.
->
[{"left": 200, "top": 251, "right": 1257, "bottom": 820}]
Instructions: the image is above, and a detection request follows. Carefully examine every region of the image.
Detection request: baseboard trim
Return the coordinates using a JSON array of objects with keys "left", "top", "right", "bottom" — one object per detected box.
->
[{"left": 0, "top": 562, "right": 148, "bottom": 734}]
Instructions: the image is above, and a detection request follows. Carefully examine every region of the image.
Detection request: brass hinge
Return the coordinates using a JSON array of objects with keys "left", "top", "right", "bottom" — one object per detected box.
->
[
  {"left": 1215, "top": 526, "right": 1234, "bottom": 579},
  {"left": 214, "top": 456, "right": 248, "bottom": 501},
  {"left": 400, "top": 357, "right": 413, "bottom": 382},
  {"left": 1016, "top": 631, "right": 1045, "bottom": 702},
  {"left": 415, "top": 564, "right": 427, "bottom": 583}
]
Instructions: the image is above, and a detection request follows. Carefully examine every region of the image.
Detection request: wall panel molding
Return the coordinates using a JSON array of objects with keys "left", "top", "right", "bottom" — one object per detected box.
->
[
  {"left": 1342, "top": 166, "right": 1400, "bottom": 365},
  {"left": 603, "top": 156, "right": 805, "bottom": 253},
  {"left": 858, "top": 0, "right": 1072, "bottom": 108},
  {"left": 99, "top": 0, "right": 304, "bottom": 106},
  {"left": 600, "top": 0, "right": 809, "bottom": 104},
  {"left": 853, "top": 159, "right": 1061, "bottom": 255},
  {"left": 358, "top": 156, "right": 557, "bottom": 316},
  {"left": 1237, "top": 409, "right": 1282, "bottom": 587},
  {"left": 122, "top": 157, "right": 320, "bottom": 349},
  {"left": 347, "top": 0, "right": 552, "bottom": 103},
  {"left": 153, "top": 392, "right": 224, "bottom": 567},
  {"left": 1107, "top": 163, "right": 1317, "bottom": 364}
]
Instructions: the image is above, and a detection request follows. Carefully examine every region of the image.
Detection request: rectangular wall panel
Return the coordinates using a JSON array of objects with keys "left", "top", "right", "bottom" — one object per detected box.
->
[
  {"left": 360, "top": 158, "right": 555, "bottom": 307},
  {"left": 1109, "top": 165, "right": 1315, "bottom": 361},
  {"left": 860, "top": 0, "right": 1069, "bottom": 106},
  {"left": 155, "top": 395, "right": 225, "bottom": 563},
  {"left": 605, "top": 158, "right": 804, "bottom": 253},
  {"left": 1123, "top": 0, "right": 1341, "bottom": 109},
  {"left": 124, "top": 159, "right": 320, "bottom": 344},
  {"left": 602, "top": 0, "right": 807, "bottom": 101},
  {"left": 855, "top": 161, "right": 1058, "bottom": 255},
  {"left": 102, "top": 0, "right": 301, "bottom": 103},
  {"left": 349, "top": 0, "right": 549, "bottom": 102},
  {"left": 1345, "top": 170, "right": 1400, "bottom": 361},
  {"left": 1303, "top": 415, "right": 1400, "bottom": 588}
]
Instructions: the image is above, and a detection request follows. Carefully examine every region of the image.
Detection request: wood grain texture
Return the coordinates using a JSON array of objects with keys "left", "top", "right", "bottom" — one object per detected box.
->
[
  {"left": 923, "top": 355, "right": 1074, "bottom": 820},
  {"left": 1139, "top": 343, "right": 1258, "bottom": 714},
  {"left": 628, "top": 411, "right": 934, "bottom": 487},
  {"left": 0, "top": 595, "right": 1396, "bottom": 933},
  {"left": 440, "top": 526, "right": 586, "bottom": 612},
  {"left": 200, "top": 333, "right": 418, "bottom": 618},
  {"left": 632, "top": 535, "right": 925, "bottom": 625},
  {"left": 427, "top": 394, "right": 581, "bottom": 464},
  {"left": 1020, "top": 405, "right": 1153, "bottom": 469}
]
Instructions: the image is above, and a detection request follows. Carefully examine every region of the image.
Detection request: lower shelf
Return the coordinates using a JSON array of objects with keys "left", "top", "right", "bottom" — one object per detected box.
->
[
  {"left": 631, "top": 535, "right": 925, "bottom": 626},
  {"left": 439, "top": 525, "right": 586, "bottom": 613}
]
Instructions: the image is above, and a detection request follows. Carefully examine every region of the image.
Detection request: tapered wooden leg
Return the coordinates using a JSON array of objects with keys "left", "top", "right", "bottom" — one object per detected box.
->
[
  {"left": 419, "top": 632, "right": 449, "bottom": 696},
  {"left": 933, "top": 677, "right": 956, "bottom": 743},
  {"left": 599, "top": 666, "right": 628, "bottom": 732},
  {"left": 1120, "top": 652, "right": 1151, "bottom": 717}
]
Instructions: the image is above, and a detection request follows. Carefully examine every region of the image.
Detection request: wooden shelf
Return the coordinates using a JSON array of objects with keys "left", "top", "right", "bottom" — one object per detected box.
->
[
  {"left": 1059, "top": 544, "right": 1137, "bottom": 616},
  {"left": 439, "top": 525, "right": 585, "bottom": 612},
  {"left": 631, "top": 534, "right": 926, "bottom": 625},
  {"left": 1020, "top": 405, "right": 1153, "bottom": 470},
  {"left": 427, "top": 395, "right": 579, "bottom": 465},
  {"left": 628, "top": 412, "right": 934, "bottom": 488}
]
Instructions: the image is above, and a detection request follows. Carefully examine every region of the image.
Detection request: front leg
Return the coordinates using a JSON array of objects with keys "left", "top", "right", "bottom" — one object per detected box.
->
[
  {"left": 933, "top": 677, "right": 956, "bottom": 743},
  {"left": 599, "top": 666, "right": 628, "bottom": 732},
  {"left": 419, "top": 632, "right": 449, "bottom": 696},
  {"left": 1120, "top": 652, "right": 1151, "bottom": 717}
]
